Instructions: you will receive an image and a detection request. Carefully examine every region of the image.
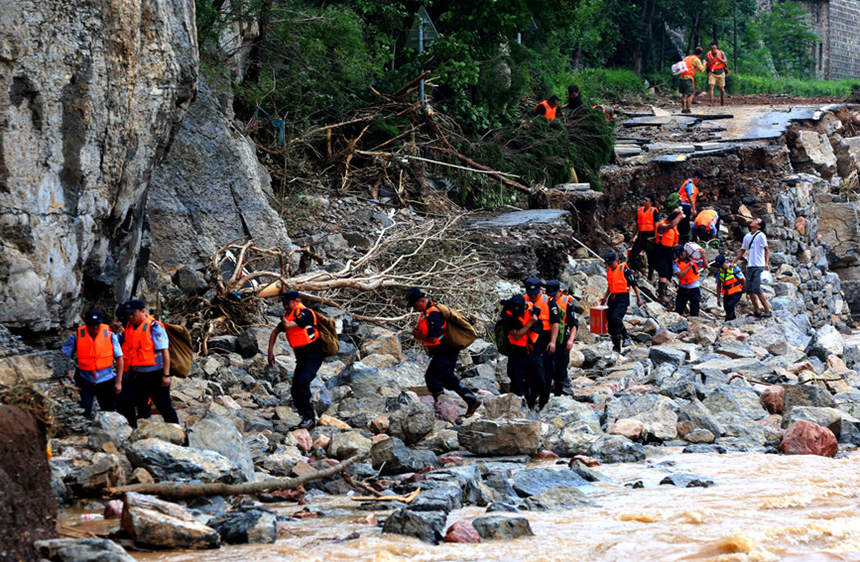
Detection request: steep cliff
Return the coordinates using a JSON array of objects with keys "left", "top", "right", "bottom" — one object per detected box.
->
[{"left": 0, "top": 0, "right": 198, "bottom": 331}]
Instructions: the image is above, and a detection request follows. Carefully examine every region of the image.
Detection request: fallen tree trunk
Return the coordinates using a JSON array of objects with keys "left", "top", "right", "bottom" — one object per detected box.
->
[
  {"left": 104, "top": 453, "right": 367, "bottom": 500},
  {"left": 432, "top": 146, "right": 531, "bottom": 193}
]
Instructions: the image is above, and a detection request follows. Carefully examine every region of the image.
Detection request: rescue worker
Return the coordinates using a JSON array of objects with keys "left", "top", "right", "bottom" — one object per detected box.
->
[
  {"left": 714, "top": 254, "right": 745, "bottom": 321},
  {"left": 545, "top": 280, "right": 578, "bottom": 396},
  {"left": 501, "top": 294, "right": 539, "bottom": 405},
  {"left": 655, "top": 206, "right": 685, "bottom": 301},
  {"left": 592, "top": 104, "right": 615, "bottom": 121},
  {"left": 732, "top": 217, "right": 772, "bottom": 318},
  {"left": 706, "top": 42, "right": 731, "bottom": 106},
  {"left": 629, "top": 193, "right": 660, "bottom": 280},
  {"left": 678, "top": 171, "right": 704, "bottom": 244},
  {"left": 406, "top": 288, "right": 481, "bottom": 418},
  {"left": 601, "top": 253, "right": 643, "bottom": 353},
  {"left": 673, "top": 245, "right": 701, "bottom": 316},
  {"left": 679, "top": 47, "right": 705, "bottom": 113},
  {"left": 267, "top": 291, "right": 324, "bottom": 429},
  {"left": 122, "top": 299, "right": 178, "bottom": 427},
  {"left": 565, "top": 85, "right": 582, "bottom": 112},
  {"left": 113, "top": 301, "right": 148, "bottom": 426},
  {"left": 693, "top": 208, "right": 720, "bottom": 242},
  {"left": 523, "top": 278, "right": 560, "bottom": 410},
  {"left": 61, "top": 309, "right": 123, "bottom": 419},
  {"left": 534, "top": 95, "right": 559, "bottom": 120}
]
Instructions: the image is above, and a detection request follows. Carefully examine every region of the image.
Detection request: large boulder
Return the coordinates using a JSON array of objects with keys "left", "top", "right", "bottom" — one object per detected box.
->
[
  {"left": 511, "top": 468, "right": 592, "bottom": 497},
  {"left": 778, "top": 420, "right": 838, "bottom": 457},
  {"left": 127, "top": 439, "right": 240, "bottom": 483},
  {"left": 457, "top": 419, "right": 541, "bottom": 456},
  {"left": 382, "top": 508, "right": 446, "bottom": 544},
  {"left": 370, "top": 437, "right": 438, "bottom": 475},
  {"left": 806, "top": 325, "right": 845, "bottom": 360},
  {"left": 783, "top": 384, "right": 835, "bottom": 410},
  {"left": 121, "top": 492, "right": 220, "bottom": 549},
  {"left": 94, "top": 412, "right": 133, "bottom": 446},
  {"left": 648, "top": 346, "right": 686, "bottom": 369},
  {"left": 187, "top": 413, "right": 254, "bottom": 482},
  {"left": 471, "top": 515, "right": 534, "bottom": 540},
  {"left": 328, "top": 431, "right": 372, "bottom": 460},
  {"left": 702, "top": 386, "right": 768, "bottom": 420},
  {"left": 148, "top": 79, "right": 293, "bottom": 267},
  {"left": 208, "top": 507, "right": 278, "bottom": 545},
  {"left": 791, "top": 130, "right": 837, "bottom": 178},
  {"left": 35, "top": 538, "right": 134, "bottom": 562},
  {"left": 587, "top": 435, "right": 645, "bottom": 463},
  {"left": 0, "top": 0, "right": 197, "bottom": 330},
  {"left": 784, "top": 406, "right": 842, "bottom": 437},
  {"left": 388, "top": 401, "right": 435, "bottom": 445}
]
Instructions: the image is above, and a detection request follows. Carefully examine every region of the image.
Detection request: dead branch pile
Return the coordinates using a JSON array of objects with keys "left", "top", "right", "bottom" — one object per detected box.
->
[{"left": 0, "top": 382, "right": 58, "bottom": 434}]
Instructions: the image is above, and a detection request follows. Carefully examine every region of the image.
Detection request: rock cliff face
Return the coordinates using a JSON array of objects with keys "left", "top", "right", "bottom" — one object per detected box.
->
[{"left": 0, "top": 0, "right": 198, "bottom": 331}]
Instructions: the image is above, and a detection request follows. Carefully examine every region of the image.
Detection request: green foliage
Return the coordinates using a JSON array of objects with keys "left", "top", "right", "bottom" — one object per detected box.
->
[
  {"left": 727, "top": 74, "right": 860, "bottom": 97},
  {"left": 758, "top": 1, "right": 818, "bottom": 77},
  {"left": 555, "top": 68, "right": 647, "bottom": 104}
]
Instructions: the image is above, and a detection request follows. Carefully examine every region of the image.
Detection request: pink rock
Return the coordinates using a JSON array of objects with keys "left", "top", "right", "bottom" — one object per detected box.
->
[
  {"left": 103, "top": 500, "right": 123, "bottom": 519},
  {"left": 760, "top": 385, "right": 785, "bottom": 414},
  {"left": 651, "top": 330, "right": 675, "bottom": 345},
  {"left": 718, "top": 326, "right": 748, "bottom": 342},
  {"left": 779, "top": 420, "right": 838, "bottom": 457},
  {"left": 608, "top": 418, "right": 644, "bottom": 440},
  {"left": 291, "top": 429, "right": 313, "bottom": 454},
  {"left": 433, "top": 394, "right": 461, "bottom": 423},
  {"left": 369, "top": 415, "right": 390, "bottom": 434},
  {"left": 444, "top": 520, "right": 481, "bottom": 543},
  {"left": 311, "top": 434, "right": 330, "bottom": 451},
  {"left": 533, "top": 449, "right": 559, "bottom": 460},
  {"left": 371, "top": 434, "right": 390, "bottom": 445},
  {"left": 826, "top": 354, "right": 849, "bottom": 373},
  {"left": 570, "top": 455, "right": 600, "bottom": 468}
]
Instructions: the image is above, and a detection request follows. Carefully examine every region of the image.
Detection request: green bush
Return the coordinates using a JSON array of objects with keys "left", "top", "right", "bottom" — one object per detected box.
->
[
  {"left": 553, "top": 68, "right": 647, "bottom": 104},
  {"left": 727, "top": 74, "right": 860, "bottom": 97}
]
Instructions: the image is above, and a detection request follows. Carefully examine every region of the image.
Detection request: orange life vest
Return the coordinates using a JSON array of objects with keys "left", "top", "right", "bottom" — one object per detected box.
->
[
  {"left": 283, "top": 303, "right": 319, "bottom": 349},
  {"left": 679, "top": 179, "right": 699, "bottom": 206},
  {"left": 694, "top": 209, "right": 718, "bottom": 229},
  {"left": 527, "top": 294, "right": 552, "bottom": 332},
  {"left": 655, "top": 220, "right": 679, "bottom": 247},
  {"left": 637, "top": 206, "right": 656, "bottom": 232},
  {"left": 535, "top": 100, "right": 557, "bottom": 121},
  {"left": 416, "top": 302, "right": 446, "bottom": 347},
  {"left": 76, "top": 324, "right": 114, "bottom": 374},
  {"left": 120, "top": 325, "right": 132, "bottom": 373},
  {"left": 592, "top": 105, "right": 606, "bottom": 112},
  {"left": 719, "top": 267, "right": 743, "bottom": 296},
  {"left": 505, "top": 306, "right": 538, "bottom": 347},
  {"left": 675, "top": 259, "right": 700, "bottom": 286},
  {"left": 607, "top": 264, "right": 630, "bottom": 294},
  {"left": 125, "top": 314, "right": 159, "bottom": 368},
  {"left": 681, "top": 54, "right": 700, "bottom": 78},
  {"left": 707, "top": 50, "right": 727, "bottom": 72}
]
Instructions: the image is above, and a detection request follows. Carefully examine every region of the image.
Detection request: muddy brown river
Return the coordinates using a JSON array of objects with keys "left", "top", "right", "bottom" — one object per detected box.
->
[{"left": 103, "top": 450, "right": 860, "bottom": 561}]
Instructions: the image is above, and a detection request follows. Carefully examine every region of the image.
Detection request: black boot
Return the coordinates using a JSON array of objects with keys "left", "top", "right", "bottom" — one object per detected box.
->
[{"left": 611, "top": 335, "right": 622, "bottom": 353}]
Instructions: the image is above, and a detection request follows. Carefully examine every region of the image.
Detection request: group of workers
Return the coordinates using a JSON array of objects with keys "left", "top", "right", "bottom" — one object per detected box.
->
[
  {"left": 679, "top": 42, "right": 731, "bottom": 113},
  {"left": 534, "top": 85, "right": 615, "bottom": 122},
  {"left": 62, "top": 300, "right": 178, "bottom": 427}
]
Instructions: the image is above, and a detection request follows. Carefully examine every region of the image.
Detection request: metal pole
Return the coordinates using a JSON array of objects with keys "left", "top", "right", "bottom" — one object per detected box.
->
[
  {"left": 517, "top": 32, "right": 522, "bottom": 44},
  {"left": 419, "top": 20, "right": 425, "bottom": 105}
]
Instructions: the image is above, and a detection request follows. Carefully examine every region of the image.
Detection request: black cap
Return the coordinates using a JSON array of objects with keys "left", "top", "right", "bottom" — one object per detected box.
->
[
  {"left": 125, "top": 299, "right": 146, "bottom": 312},
  {"left": 84, "top": 309, "right": 102, "bottom": 325},
  {"left": 548, "top": 95, "right": 559, "bottom": 103},
  {"left": 281, "top": 290, "right": 300, "bottom": 304},
  {"left": 524, "top": 277, "right": 542, "bottom": 295},
  {"left": 604, "top": 252, "right": 617, "bottom": 265},
  {"left": 692, "top": 170, "right": 704, "bottom": 179},
  {"left": 504, "top": 294, "right": 526, "bottom": 309},
  {"left": 115, "top": 302, "right": 133, "bottom": 324},
  {"left": 545, "top": 280, "right": 561, "bottom": 293},
  {"left": 674, "top": 244, "right": 686, "bottom": 256},
  {"left": 714, "top": 254, "right": 726, "bottom": 265},
  {"left": 405, "top": 287, "right": 426, "bottom": 306}
]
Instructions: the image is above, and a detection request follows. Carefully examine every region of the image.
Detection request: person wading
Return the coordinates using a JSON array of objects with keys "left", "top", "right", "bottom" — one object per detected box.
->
[
  {"left": 601, "top": 253, "right": 643, "bottom": 353},
  {"left": 706, "top": 42, "right": 731, "bottom": 106},
  {"left": 678, "top": 171, "right": 704, "bottom": 244},
  {"left": 61, "top": 309, "right": 123, "bottom": 419},
  {"left": 267, "top": 290, "right": 325, "bottom": 429},
  {"left": 714, "top": 254, "right": 745, "bottom": 321},
  {"left": 679, "top": 47, "right": 705, "bottom": 113},
  {"left": 545, "top": 280, "right": 578, "bottom": 396},
  {"left": 673, "top": 245, "right": 701, "bottom": 317},
  {"left": 122, "top": 299, "right": 178, "bottom": 427},
  {"left": 524, "top": 278, "right": 560, "bottom": 410},
  {"left": 534, "top": 95, "right": 559, "bottom": 120},
  {"left": 629, "top": 193, "right": 660, "bottom": 280},
  {"left": 733, "top": 217, "right": 772, "bottom": 318},
  {"left": 501, "top": 294, "right": 539, "bottom": 406},
  {"left": 406, "top": 288, "right": 481, "bottom": 418},
  {"left": 655, "top": 206, "right": 685, "bottom": 302}
]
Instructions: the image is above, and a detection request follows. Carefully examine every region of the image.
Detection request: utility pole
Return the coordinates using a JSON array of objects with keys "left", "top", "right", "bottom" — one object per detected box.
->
[{"left": 733, "top": 1, "right": 738, "bottom": 72}]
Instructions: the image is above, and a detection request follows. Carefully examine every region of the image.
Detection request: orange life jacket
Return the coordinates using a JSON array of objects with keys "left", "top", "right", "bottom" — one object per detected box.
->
[
  {"left": 592, "top": 105, "right": 606, "bottom": 112},
  {"left": 637, "top": 206, "right": 656, "bottom": 232},
  {"left": 681, "top": 54, "right": 700, "bottom": 78},
  {"left": 283, "top": 303, "right": 319, "bottom": 349},
  {"left": 527, "top": 294, "right": 552, "bottom": 332},
  {"left": 125, "top": 314, "right": 159, "bottom": 368},
  {"left": 675, "top": 259, "right": 700, "bottom": 286},
  {"left": 679, "top": 179, "right": 699, "bottom": 206},
  {"left": 719, "top": 267, "right": 743, "bottom": 296},
  {"left": 535, "top": 100, "right": 557, "bottom": 121},
  {"left": 416, "top": 302, "right": 446, "bottom": 347},
  {"left": 655, "top": 220, "right": 679, "bottom": 247},
  {"left": 76, "top": 324, "right": 114, "bottom": 374},
  {"left": 694, "top": 209, "right": 718, "bottom": 229},
  {"left": 607, "top": 264, "right": 630, "bottom": 294},
  {"left": 707, "top": 49, "right": 727, "bottom": 72},
  {"left": 120, "top": 326, "right": 132, "bottom": 373},
  {"left": 505, "top": 306, "right": 538, "bottom": 347}
]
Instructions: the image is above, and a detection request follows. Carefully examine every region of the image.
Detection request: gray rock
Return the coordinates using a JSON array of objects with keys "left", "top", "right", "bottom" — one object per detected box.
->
[
  {"left": 382, "top": 508, "right": 446, "bottom": 544},
  {"left": 587, "top": 435, "right": 646, "bottom": 463},
  {"left": 677, "top": 399, "right": 723, "bottom": 437},
  {"left": 806, "top": 325, "right": 845, "bottom": 360},
  {"left": 326, "top": 361, "right": 391, "bottom": 397},
  {"left": 471, "top": 515, "right": 534, "bottom": 540},
  {"left": 370, "top": 437, "right": 438, "bottom": 475},
  {"left": 35, "top": 538, "right": 135, "bottom": 562},
  {"left": 482, "top": 393, "right": 526, "bottom": 420},
  {"left": 188, "top": 413, "right": 254, "bottom": 482},
  {"left": 659, "top": 473, "right": 715, "bottom": 488},
  {"left": 539, "top": 396, "right": 601, "bottom": 427},
  {"left": 458, "top": 419, "right": 542, "bottom": 456},
  {"left": 94, "top": 412, "right": 133, "bottom": 445},
  {"left": 747, "top": 327, "right": 790, "bottom": 355},
  {"left": 235, "top": 331, "right": 260, "bottom": 359},
  {"left": 543, "top": 420, "right": 603, "bottom": 456},
  {"left": 172, "top": 267, "right": 208, "bottom": 295},
  {"left": 409, "top": 484, "right": 463, "bottom": 513},
  {"left": 66, "top": 452, "right": 123, "bottom": 496},
  {"left": 525, "top": 485, "right": 591, "bottom": 510},
  {"left": 682, "top": 444, "right": 727, "bottom": 454},
  {"left": 208, "top": 507, "right": 278, "bottom": 545},
  {"left": 122, "top": 492, "right": 220, "bottom": 549},
  {"left": 388, "top": 401, "right": 435, "bottom": 445},
  {"left": 569, "top": 460, "right": 611, "bottom": 482},
  {"left": 127, "top": 438, "right": 240, "bottom": 483},
  {"left": 328, "top": 431, "right": 372, "bottom": 459},
  {"left": 702, "top": 386, "right": 768, "bottom": 420},
  {"left": 512, "top": 468, "right": 592, "bottom": 497},
  {"left": 783, "top": 384, "right": 836, "bottom": 409},
  {"left": 649, "top": 346, "right": 686, "bottom": 369},
  {"left": 784, "top": 406, "right": 843, "bottom": 436}
]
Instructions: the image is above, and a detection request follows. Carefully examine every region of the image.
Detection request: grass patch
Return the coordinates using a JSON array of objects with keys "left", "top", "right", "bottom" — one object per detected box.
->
[
  {"left": 553, "top": 68, "right": 648, "bottom": 104},
  {"left": 727, "top": 74, "right": 860, "bottom": 97}
]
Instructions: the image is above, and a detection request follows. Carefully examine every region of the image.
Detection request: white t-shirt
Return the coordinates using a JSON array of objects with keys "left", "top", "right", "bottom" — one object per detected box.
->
[{"left": 742, "top": 230, "right": 768, "bottom": 267}]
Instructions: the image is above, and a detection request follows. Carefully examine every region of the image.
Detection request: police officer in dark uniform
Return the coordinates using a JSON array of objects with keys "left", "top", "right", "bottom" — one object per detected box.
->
[{"left": 545, "top": 280, "right": 578, "bottom": 396}]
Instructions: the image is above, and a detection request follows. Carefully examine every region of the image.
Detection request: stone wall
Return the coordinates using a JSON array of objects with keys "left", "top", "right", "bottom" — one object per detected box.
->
[{"left": 828, "top": 0, "right": 860, "bottom": 80}]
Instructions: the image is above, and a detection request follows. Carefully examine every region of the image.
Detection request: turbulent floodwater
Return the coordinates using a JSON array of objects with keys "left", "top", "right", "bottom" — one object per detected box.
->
[{"left": 124, "top": 450, "right": 860, "bottom": 562}]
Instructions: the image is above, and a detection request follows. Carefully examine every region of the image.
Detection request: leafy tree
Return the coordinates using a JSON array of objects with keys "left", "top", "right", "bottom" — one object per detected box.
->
[{"left": 758, "top": 1, "right": 818, "bottom": 77}]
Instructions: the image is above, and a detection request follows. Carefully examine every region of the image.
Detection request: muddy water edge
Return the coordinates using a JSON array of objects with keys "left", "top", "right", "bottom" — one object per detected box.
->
[{"left": 109, "top": 450, "right": 860, "bottom": 562}]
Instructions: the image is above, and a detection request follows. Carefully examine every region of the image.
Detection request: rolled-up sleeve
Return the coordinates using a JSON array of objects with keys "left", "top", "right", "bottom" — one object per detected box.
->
[
  {"left": 111, "top": 333, "right": 123, "bottom": 357},
  {"left": 61, "top": 335, "right": 76, "bottom": 358}
]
